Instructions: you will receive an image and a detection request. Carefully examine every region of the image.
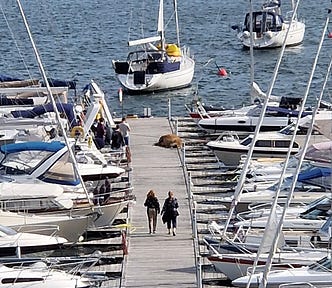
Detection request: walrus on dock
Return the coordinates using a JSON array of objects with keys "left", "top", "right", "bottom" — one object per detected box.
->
[{"left": 155, "top": 134, "right": 182, "bottom": 148}]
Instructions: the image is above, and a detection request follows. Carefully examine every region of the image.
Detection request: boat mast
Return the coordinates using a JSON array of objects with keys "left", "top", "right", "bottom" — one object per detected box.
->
[
  {"left": 173, "top": 0, "right": 180, "bottom": 48},
  {"left": 249, "top": 0, "right": 255, "bottom": 100},
  {"left": 258, "top": 7, "right": 331, "bottom": 288},
  {"left": 222, "top": 0, "right": 298, "bottom": 242},
  {"left": 158, "top": 0, "right": 166, "bottom": 55},
  {"left": 16, "top": 0, "right": 93, "bottom": 206}
]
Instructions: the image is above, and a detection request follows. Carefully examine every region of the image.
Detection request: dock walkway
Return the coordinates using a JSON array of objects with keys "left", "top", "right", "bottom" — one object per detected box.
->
[{"left": 121, "top": 117, "right": 197, "bottom": 287}]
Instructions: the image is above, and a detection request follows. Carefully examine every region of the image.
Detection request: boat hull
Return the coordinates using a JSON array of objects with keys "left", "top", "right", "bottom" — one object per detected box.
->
[
  {"left": 115, "top": 56, "right": 195, "bottom": 94},
  {"left": 240, "top": 21, "right": 305, "bottom": 49}
]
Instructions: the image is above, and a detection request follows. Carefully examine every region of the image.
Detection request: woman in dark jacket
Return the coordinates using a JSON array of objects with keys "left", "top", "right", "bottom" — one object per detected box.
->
[
  {"left": 144, "top": 190, "right": 160, "bottom": 234},
  {"left": 161, "top": 191, "right": 179, "bottom": 236}
]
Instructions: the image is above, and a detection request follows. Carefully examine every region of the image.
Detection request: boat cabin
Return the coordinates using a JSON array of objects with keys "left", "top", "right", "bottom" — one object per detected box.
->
[
  {"left": 240, "top": 134, "right": 300, "bottom": 149},
  {"left": 243, "top": 10, "right": 283, "bottom": 34}
]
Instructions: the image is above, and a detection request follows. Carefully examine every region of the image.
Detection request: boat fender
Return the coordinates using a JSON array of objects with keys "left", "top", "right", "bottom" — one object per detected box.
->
[{"left": 70, "top": 126, "right": 84, "bottom": 138}]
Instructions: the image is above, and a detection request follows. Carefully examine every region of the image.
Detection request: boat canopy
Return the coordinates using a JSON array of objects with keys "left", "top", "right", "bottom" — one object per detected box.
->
[
  {"left": 298, "top": 167, "right": 331, "bottom": 182},
  {"left": 40, "top": 78, "right": 77, "bottom": 90},
  {"left": 0, "top": 141, "right": 65, "bottom": 154},
  {"left": 10, "top": 103, "right": 77, "bottom": 128},
  {"left": 244, "top": 11, "right": 283, "bottom": 33},
  {"left": 304, "top": 141, "right": 332, "bottom": 163}
]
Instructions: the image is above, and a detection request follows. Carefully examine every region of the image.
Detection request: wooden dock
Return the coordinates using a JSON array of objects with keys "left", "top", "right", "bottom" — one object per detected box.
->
[{"left": 121, "top": 117, "right": 197, "bottom": 287}]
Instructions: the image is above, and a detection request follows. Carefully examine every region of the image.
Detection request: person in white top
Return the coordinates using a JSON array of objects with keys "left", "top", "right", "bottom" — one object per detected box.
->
[{"left": 119, "top": 117, "right": 131, "bottom": 146}]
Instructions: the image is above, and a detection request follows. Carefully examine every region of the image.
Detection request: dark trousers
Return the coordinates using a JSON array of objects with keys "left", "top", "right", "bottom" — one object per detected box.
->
[{"left": 166, "top": 216, "right": 177, "bottom": 229}]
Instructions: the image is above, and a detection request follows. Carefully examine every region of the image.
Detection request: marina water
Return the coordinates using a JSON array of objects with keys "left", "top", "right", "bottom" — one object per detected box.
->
[{"left": 0, "top": 0, "right": 330, "bottom": 117}]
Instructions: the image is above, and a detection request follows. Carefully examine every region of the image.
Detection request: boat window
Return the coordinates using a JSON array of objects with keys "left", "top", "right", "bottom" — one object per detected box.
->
[
  {"left": 274, "top": 140, "right": 291, "bottom": 148},
  {"left": 240, "top": 137, "right": 252, "bottom": 146},
  {"left": 279, "top": 125, "right": 295, "bottom": 135},
  {"left": 2, "top": 278, "right": 43, "bottom": 284},
  {"left": 292, "top": 142, "right": 299, "bottom": 148},
  {"left": 309, "top": 256, "right": 332, "bottom": 271},
  {"left": 40, "top": 151, "right": 79, "bottom": 185},
  {"left": 246, "top": 106, "right": 262, "bottom": 117},
  {"left": 300, "top": 207, "right": 328, "bottom": 220},
  {"left": 0, "top": 199, "right": 59, "bottom": 212},
  {"left": 0, "top": 225, "right": 16, "bottom": 236},
  {"left": 255, "top": 140, "right": 272, "bottom": 147},
  {"left": 0, "top": 150, "right": 55, "bottom": 175}
]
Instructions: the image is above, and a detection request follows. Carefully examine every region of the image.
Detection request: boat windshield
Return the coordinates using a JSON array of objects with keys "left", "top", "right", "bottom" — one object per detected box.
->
[
  {"left": 39, "top": 150, "right": 79, "bottom": 185},
  {"left": 309, "top": 256, "right": 332, "bottom": 272},
  {"left": 0, "top": 225, "right": 16, "bottom": 236},
  {"left": 279, "top": 123, "right": 322, "bottom": 136},
  {"left": 127, "top": 50, "right": 163, "bottom": 62},
  {"left": 300, "top": 197, "right": 331, "bottom": 220},
  {"left": 240, "top": 136, "right": 253, "bottom": 146},
  {"left": 246, "top": 105, "right": 262, "bottom": 117},
  {"left": 0, "top": 150, "right": 55, "bottom": 175}
]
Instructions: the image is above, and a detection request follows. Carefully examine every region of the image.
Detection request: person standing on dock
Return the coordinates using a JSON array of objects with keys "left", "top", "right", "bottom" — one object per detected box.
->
[
  {"left": 111, "top": 124, "right": 125, "bottom": 150},
  {"left": 119, "top": 116, "right": 132, "bottom": 163},
  {"left": 161, "top": 191, "right": 179, "bottom": 236},
  {"left": 95, "top": 117, "right": 106, "bottom": 149},
  {"left": 144, "top": 189, "right": 160, "bottom": 234},
  {"left": 119, "top": 117, "right": 131, "bottom": 146}
]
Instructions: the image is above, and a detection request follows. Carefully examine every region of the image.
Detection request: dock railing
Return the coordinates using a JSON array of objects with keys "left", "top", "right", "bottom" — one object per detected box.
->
[{"left": 168, "top": 114, "right": 203, "bottom": 288}]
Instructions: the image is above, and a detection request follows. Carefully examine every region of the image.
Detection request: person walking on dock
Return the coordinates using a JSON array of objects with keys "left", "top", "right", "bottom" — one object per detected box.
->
[
  {"left": 161, "top": 191, "right": 179, "bottom": 236},
  {"left": 144, "top": 189, "right": 160, "bottom": 234}
]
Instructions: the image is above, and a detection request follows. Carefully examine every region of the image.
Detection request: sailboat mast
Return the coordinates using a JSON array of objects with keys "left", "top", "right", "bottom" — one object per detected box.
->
[
  {"left": 158, "top": 0, "right": 165, "bottom": 53},
  {"left": 223, "top": 0, "right": 299, "bottom": 242},
  {"left": 249, "top": 0, "right": 255, "bottom": 100},
  {"left": 173, "top": 0, "right": 180, "bottom": 48},
  {"left": 258, "top": 9, "right": 331, "bottom": 288},
  {"left": 16, "top": 0, "right": 92, "bottom": 205}
]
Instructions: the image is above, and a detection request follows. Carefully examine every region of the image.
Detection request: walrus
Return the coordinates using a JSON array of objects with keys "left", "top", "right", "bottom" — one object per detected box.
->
[{"left": 154, "top": 134, "right": 182, "bottom": 148}]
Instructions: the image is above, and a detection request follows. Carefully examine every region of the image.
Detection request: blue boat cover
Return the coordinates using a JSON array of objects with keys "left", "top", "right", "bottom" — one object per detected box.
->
[
  {"left": 298, "top": 167, "right": 331, "bottom": 181},
  {"left": 0, "top": 141, "right": 65, "bottom": 154},
  {"left": 10, "top": 103, "right": 77, "bottom": 128},
  {"left": 266, "top": 106, "right": 311, "bottom": 117},
  {"left": 40, "top": 78, "right": 77, "bottom": 89}
]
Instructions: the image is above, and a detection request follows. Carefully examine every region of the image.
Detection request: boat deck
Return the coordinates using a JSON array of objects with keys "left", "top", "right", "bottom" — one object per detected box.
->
[{"left": 121, "top": 117, "right": 197, "bottom": 287}]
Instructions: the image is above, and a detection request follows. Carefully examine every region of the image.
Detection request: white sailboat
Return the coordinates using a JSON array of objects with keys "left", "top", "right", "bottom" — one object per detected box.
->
[
  {"left": 112, "top": 0, "right": 195, "bottom": 94},
  {"left": 233, "top": 0, "right": 305, "bottom": 49}
]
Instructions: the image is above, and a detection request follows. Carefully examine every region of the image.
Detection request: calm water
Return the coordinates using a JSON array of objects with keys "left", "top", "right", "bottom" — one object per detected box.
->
[{"left": 0, "top": 0, "right": 331, "bottom": 117}]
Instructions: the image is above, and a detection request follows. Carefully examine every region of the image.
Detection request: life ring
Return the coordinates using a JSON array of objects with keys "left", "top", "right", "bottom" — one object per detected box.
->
[{"left": 70, "top": 126, "right": 85, "bottom": 138}]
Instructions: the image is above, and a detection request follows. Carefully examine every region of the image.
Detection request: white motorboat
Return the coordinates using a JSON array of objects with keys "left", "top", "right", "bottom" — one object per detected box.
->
[
  {"left": 0, "top": 210, "right": 91, "bottom": 243},
  {"left": 207, "top": 131, "right": 301, "bottom": 167},
  {"left": 232, "top": 256, "right": 332, "bottom": 288},
  {"left": 0, "top": 142, "right": 135, "bottom": 228},
  {"left": 112, "top": 0, "right": 195, "bottom": 94},
  {"left": 198, "top": 98, "right": 305, "bottom": 135},
  {"left": 206, "top": 113, "right": 331, "bottom": 166},
  {"left": 0, "top": 141, "right": 125, "bottom": 188},
  {"left": 0, "top": 261, "right": 101, "bottom": 287},
  {"left": 0, "top": 225, "right": 67, "bottom": 257},
  {"left": 208, "top": 250, "right": 328, "bottom": 281},
  {"left": 232, "top": 0, "right": 305, "bottom": 49}
]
